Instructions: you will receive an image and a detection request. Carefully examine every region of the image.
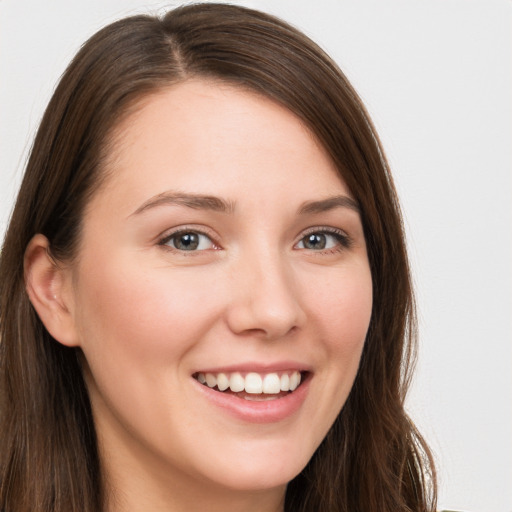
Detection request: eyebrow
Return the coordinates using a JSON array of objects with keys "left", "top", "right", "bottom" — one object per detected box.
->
[
  {"left": 130, "top": 191, "right": 359, "bottom": 217},
  {"left": 130, "top": 191, "right": 235, "bottom": 217},
  {"left": 298, "top": 195, "right": 360, "bottom": 215}
]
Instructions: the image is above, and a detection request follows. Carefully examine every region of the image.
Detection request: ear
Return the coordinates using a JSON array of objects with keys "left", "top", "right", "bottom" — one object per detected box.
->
[{"left": 24, "top": 234, "right": 80, "bottom": 347}]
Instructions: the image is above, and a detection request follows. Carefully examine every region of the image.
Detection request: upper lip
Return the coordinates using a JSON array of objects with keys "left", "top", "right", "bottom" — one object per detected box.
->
[{"left": 192, "top": 361, "right": 312, "bottom": 375}]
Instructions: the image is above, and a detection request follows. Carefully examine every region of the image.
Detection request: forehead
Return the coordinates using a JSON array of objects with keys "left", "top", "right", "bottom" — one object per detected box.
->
[{"left": 90, "top": 79, "right": 349, "bottom": 216}]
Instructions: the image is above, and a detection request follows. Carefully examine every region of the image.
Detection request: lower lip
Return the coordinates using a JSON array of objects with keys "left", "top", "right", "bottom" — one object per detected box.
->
[{"left": 193, "top": 375, "right": 311, "bottom": 424}]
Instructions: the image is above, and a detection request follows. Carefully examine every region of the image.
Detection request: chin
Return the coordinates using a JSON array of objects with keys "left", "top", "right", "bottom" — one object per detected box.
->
[{"left": 192, "top": 441, "right": 313, "bottom": 493}]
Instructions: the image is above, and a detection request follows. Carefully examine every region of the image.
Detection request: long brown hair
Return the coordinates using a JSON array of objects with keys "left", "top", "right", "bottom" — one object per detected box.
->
[{"left": 0, "top": 4, "right": 436, "bottom": 511}]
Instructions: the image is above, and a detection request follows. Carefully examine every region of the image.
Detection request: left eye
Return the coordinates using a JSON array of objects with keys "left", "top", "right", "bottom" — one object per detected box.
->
[
  {"left": 296, "top": 232, "right": 344, "bottom": 251},
  {"left": 162, "top": 231, "right": 214, "bottom": 251}
]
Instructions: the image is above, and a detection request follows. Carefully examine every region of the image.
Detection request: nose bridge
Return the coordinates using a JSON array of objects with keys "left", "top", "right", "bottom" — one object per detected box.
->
[{"left": 226, "top": 243, "right": 305, "bottom": 339}]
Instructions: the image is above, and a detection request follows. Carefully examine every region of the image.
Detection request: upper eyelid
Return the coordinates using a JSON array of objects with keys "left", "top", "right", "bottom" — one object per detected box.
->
[
  {"left": 157, "top": 225, "right": 219, "bottom": 246},
  {"left": 156, "top": 224, "right": 351, "bottom": 247},
  {"left": 300, "top": 225, "right": 346, "bottom": 234},
  {"left": 297, "top": 226, "right": 350, "bottom": 240},
  {"left": 294, "top": 226, "right": 353, "bottom": 250}
]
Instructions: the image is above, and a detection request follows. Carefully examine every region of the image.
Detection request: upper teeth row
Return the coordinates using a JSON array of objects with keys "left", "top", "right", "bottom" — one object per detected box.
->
[{"left": 196, "top": 371, "right": 302, "bottom": 394}]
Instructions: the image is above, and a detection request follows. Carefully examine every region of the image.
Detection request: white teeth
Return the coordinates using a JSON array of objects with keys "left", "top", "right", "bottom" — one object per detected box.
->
[
  {"left": 205, "top": 373, "right": 217, "bottom": 388},
  {"left": 196, "top": 370, "right": 303, "bottom": 395},
  {"left": 280, "top": 373, "right": 290, "bottom": 391},
  {"left": 229, "top": 372, "right": 245, "bottom": 393},
  {"left": 217, "top": 372, "right": 230, "bottom": 391},
  {"left": 289, "top": 371, "right": 301, "bottom": 391},
  {"left": 263, "top": 373, "right": 281, "bottom": 394},
  {"left": 245, "top": 373, "right": 263, "bottom": 394}
]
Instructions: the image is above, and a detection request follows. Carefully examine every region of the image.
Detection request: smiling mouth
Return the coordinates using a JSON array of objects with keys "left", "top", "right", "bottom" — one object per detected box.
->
[{"left": 193, "top": 370, "right": 305, "bottom": 401}]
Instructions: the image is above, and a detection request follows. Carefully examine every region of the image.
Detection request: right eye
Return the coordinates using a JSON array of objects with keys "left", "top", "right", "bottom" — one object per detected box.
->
[{"left": 160, "top": 231, "right": 216, "bottom": 252}]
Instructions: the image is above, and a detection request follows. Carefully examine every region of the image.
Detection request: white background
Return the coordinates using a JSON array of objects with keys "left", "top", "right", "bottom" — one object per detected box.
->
[{"left": 1, "top": 1, "right": 510, "bottom": 510}]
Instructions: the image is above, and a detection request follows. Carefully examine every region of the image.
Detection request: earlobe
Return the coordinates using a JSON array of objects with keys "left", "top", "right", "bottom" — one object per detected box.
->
[{"left": 24, "top": 234, "right": 80, "bottom": 347}]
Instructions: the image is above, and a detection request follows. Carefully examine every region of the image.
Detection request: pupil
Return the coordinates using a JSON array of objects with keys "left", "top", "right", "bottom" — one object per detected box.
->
[
  {"left": 305, "top": 233, "right": 326, "bottom": 250},
  {"left": 176, "top": 233, "right": 199, "bottom": 250}
]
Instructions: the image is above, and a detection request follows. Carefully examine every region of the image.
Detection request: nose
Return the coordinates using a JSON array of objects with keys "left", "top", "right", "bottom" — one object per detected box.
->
[{"left": 225, "top": 251, "right": 306, "bottom": 340}]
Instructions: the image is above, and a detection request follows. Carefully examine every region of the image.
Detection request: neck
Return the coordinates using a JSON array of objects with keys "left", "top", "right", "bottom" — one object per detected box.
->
[
  {"left": 105, "top": 481, "right": 285, "bottom": 512},
  {"left": 103, "top": 464, "right": 286, "bottom": 512},
  {"left": 97, "top": 423, "right": 286, "bottom": 512}
]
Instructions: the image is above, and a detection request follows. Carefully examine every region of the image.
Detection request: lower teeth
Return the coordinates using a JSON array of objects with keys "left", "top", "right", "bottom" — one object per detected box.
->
[{"left": 243, "top": 395, "right": 280, "bottom": 401}]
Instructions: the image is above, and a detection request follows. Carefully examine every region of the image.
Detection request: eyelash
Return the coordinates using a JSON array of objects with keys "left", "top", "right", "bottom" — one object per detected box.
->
[
  {"left": 295, "top": 227, "right": 352, "bottom": 254},
  {"left": 158, "top": 227, "right": 219, "bottom": 253},
  {"left": 157, "top": 226, "right": 352, "bottom": 254}
]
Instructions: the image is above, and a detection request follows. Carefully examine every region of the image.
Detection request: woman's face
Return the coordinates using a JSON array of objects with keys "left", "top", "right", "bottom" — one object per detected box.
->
[{"left": 66, "top": 80, "right": 372, "bottom": 500}]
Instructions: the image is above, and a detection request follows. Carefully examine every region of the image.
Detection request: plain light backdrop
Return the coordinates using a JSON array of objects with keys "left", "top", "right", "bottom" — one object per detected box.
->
[{"left": 1, "top": 1, "right": 511, "bottom": 511}]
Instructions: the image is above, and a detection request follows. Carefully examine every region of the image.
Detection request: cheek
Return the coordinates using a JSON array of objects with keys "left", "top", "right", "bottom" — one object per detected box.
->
[
  {"left": 290, "top": 264, "right": 372, "bottom": 457},
  {"left": 74, "top": 258, "right": 222, "bottom": 373},
  {"left": 305, "top": 263, "right": 372, "bottom": 424},
  {"left": 73, "top": 259, "right": 226, "bottom": 447},
  {"left": 310, "top": 266, "right": 373, "bottom": 354}
]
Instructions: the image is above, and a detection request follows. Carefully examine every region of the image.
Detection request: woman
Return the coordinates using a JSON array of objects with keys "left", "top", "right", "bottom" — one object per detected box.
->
[{"left": 0, "top": 3, "right": 436, "bottom": 511}]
